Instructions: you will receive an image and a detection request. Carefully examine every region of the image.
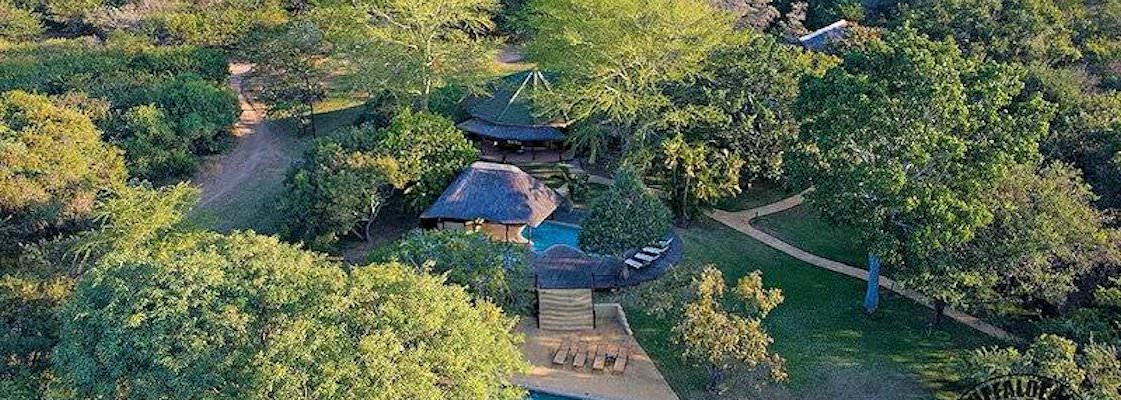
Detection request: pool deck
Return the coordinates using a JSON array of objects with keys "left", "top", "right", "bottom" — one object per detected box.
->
[{"left": 513, "top": 313, "right": 679, "bottom": 400}]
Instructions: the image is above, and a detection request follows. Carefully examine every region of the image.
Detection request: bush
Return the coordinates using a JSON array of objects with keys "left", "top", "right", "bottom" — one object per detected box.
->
[
  {"left": 114, "top": 105, "right": 197, "bottom": 180},
  {"left": 578, "top": 167, "right": 672, "bottom": 256},
  {"left": 374, "top": 229, "right": 535, "bottom": 314}
]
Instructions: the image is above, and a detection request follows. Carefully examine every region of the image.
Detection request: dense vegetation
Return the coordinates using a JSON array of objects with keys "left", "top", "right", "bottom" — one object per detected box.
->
[{"left": 2, "top": 0, "right": 1120, "bottom": 397}]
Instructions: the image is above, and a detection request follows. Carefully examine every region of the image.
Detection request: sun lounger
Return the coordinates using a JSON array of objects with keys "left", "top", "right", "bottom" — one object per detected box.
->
[
  {"left": 624, "top": 259, "right": 646, "bottom": 269},
  {"left": 612, "top": 346, "right": 629, "bottom": 375},
  {"left": 569, "top": 342, "right": 583, "bottom": 367},
  {"left": 574, "top": 343, "right": 592, "bottom": 369},
  {"left": 656, "top": 238, "right": 674, "bottom": 248},
  {"left": 592, "top": 346, "right": 607, "bottom": 371},
  {"left": 633, "top": 252, "right": 658, "bottom": 262},
  {"left": 553, "top": 340, "right": 572, "bottom": 365},
  {"left": 643, "top": 246, "right": 668, "bottom": 255}
]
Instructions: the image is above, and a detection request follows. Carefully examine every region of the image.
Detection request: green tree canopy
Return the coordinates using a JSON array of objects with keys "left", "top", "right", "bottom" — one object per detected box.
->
[
  {"left": 661, "top": 134, "right": 744, "bottom": 221},
  {"left": 280, "top": 110, "right": 477, "bottom": 249},
  {"left": 0, "top": 91, "right": 126, "bottom": 254},
  {"left": 898, "top": 0, "right": 1081, "bottom": 65},
  {"left": 578, "top": 167, "right": 672, "bottom": 256},
  {"left": 675, "top": 265, "right": 786, "bottom": 393},
  {"left": 0, "top": 2, "right": 43, "bottom": 42},
  {"left": 662, "top": 32, "right": 836, "bottom": 183},
  {"left": 57, "top": 230, "right": 529, "bottom": 399},
  {"left": 374, "top": 229, "right": 534, "bottom": 313},
  {"left": 788, "top": 28, "right": 1053, "bottom": 317},
  {"left": 960, "top": 334, "right": 1121, "bottom": 399},
  {"left": 313, "top": 0, "right": 502, "bottom": 109},
  {"left": 523, "top": 0, "right": 734, "bottom": 158}
]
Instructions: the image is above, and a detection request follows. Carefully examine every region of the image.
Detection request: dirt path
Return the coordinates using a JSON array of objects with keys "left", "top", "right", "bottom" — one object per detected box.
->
[
  {"left": 706, "top": 191, "right": 1016, "bottom": 341},
  {"left": 191, "top": 63, "right": 302, "bottom": 232}
]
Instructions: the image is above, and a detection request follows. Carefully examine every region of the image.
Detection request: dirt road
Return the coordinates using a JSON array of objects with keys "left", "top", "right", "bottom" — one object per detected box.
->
[{"left": 191, "top": 63, "right": 302, "bottom": 232}]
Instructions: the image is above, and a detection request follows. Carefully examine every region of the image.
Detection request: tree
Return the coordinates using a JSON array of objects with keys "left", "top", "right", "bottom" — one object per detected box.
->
[
  {"left": 960, "top": 334, "right": 1121, "bottom": 399},
  {"left": 280, "top": 132, "right": 413, "bottom": 249},
  {"left": 374, "top": 229, "right": 534, "bottom": 313},
  {"left": 662, "top": 32, "right": 836, "bottom": 183},
  {"left": 151, "top": 73, "right": 239, "bottom": 155},
  {"left": 280, "top": 111, "right": 476, "bottom": 248},
  {"left": 371, "top": 109, "right": 480, "bottom": 211},
  {"left": 523, "top": 0, "right": 733, "bottom": 159},
  {"left": 55, "top": 228, "right": 528, "bottom": 399},
  {"left": 578, "top": 167, "right": 672, "bottom": 256},
  {"left": 915, "top": 163, "right": 1121, "bottom": 317},
  {"left": 313, "top": 0, "right": 501, "bottom": 110},
  {"left": 898, "top": 0, "right": 1081, "bottom": 65},
  {"left": 0, "top": 2, "right": 43, "bottom": 42},
  {"left": 788, "top": 28, "right": 1053, "bottom": 322},
  {"left": 0, "top": 91, "right": 126, "bottom": 254},
  {"left": 661, "top": 134, "right": 744, "bottom": 221},
  {"left": 675, "top": 265, "right": 786, "bottom": 393},
  {"left": 245, "top": 18, "right": 330, "bottom": 135}
]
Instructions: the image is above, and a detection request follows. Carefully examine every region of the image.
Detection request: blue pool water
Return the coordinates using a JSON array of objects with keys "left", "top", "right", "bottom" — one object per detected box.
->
[
  {"left": 525, "top": 221, "right": 581, "bottom": 253},
  {"left": 529, "top": 390, "right": 583, "bottom": 400}
]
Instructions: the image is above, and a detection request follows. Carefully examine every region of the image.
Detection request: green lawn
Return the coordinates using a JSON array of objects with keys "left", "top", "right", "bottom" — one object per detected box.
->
[
  {"left": 715, "top": 180, "right": 800, "bottom": 212},
  {"left": 752, "top": 204, "right": 868, "bottom": 268},
  {"left": 624, "top": 218, "right": 1000, "bottom": 399}
]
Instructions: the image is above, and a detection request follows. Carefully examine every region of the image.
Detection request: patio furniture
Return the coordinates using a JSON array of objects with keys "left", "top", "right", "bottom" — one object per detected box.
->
[
  {"left": 553, "top": 339, "right": 572, "bottom": 365},
  {"left": 612, "top": 346, "right": 630, "bottom": 375},
  {"left": 633, "top": 252, "right": 658, "bottom": 262},
  {"left": 624, "top": 258, "right": 646, "bottom": 269},
  {"left": 574, "top": 343, "right": 592, "bottom": 369},
  {"left": 592, "top": 346, "right": 607, "bottom": 371}
]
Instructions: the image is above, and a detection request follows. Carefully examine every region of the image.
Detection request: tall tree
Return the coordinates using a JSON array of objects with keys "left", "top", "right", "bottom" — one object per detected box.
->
[
  {"left": 661, "top": 134, "right": 744, "bottom": 221},
  {"left": 56, "top": 230, "right": 529, "bottom": 399},
  {"left": 0, "top": 91, "right": 126, "bottom": 254},
  {"left": 788, "top": 28, "right": 1053, "bottom": 322},
  {"left": 245, "top": 18, "right": 330, "bottom": 136},
  {"left": 662, "top": 32, "right": 836, "bottom": 183},
  {"left": 280, "top": 110, "right": 476, "bottom": 249},
  {"left": 313, "top": 0, "right": 502, "bottom": 110},
  {"left": 899, "top": 0, "right": 1081, "bottom": 65},
  {"left": 523, "top": 0, "right": 733, "bottom": 160},
  {"left": 675, "top": 265, "right": 786, "bottom": 393}
]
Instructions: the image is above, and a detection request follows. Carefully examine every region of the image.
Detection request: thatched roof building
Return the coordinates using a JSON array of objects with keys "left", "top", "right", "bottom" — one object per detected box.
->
[
  {"left": 420, "top": 162, "right": 562, "bottom": 242},
  {"left": 457, "top": 70, "right": 573, "bottom": 163}
]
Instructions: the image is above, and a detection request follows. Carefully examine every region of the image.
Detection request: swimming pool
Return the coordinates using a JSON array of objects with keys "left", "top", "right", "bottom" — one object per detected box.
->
[
  {"left": 524, "top": 221, "right": 581, "bottom": 253},
  {"left": 529, "top": 390, "right": 584, "bottom": 400}
]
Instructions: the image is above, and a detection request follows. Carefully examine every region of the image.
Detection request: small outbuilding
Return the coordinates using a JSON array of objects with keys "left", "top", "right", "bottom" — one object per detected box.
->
[
  {"left": 420, "top": 161, "right": 562, "bottom": 243},
  {"left": 798, "top": 19, "right": 850, "bottom": 51}
]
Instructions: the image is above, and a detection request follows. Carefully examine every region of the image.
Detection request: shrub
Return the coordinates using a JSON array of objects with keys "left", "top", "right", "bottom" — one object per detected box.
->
[{"left": 578, "top": 167, "right": 672, "bottom": 256}]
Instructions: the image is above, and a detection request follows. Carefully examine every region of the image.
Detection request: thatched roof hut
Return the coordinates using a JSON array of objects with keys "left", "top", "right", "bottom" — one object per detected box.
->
[
  {"left": 457, "top": 71, "right": 572, "bottom": 163},
  {"left": 420, "top": 162, "right": 562, "bottom": 242}
]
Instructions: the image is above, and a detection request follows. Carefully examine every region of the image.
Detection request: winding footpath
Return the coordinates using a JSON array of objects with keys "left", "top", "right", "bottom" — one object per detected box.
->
[{"left": 706, "top": 189, "right": 1016, "bottom": 341}]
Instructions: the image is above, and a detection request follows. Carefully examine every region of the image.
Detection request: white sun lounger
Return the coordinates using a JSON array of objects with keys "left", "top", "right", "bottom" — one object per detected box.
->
[
  {"left": 643, "top": 246, "right": 667, "bottom": 255},
  {"left": 633, "top": 252, "right": 658, "bottom": 262},
  {"left": 625, "top": 259, "right": 646, "bottom": 269},
  {"left": 655, "top": 238, "right": 673, "bottom": 248}
]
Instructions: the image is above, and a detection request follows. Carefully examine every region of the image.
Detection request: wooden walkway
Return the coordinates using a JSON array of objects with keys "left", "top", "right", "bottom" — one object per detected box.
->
[{"left": 706, "top": 189, "right": 1016, "bottom": 341}]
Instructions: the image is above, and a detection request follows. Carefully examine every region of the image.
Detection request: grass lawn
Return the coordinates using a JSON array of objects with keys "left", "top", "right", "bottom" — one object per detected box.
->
[
  {"left": 624, "top": 218, "right": 1000, "bottom": 399},
  {"left": 715, "top": 180, "right": 800, "bottom": 212},
  {"left": 752, "top": 204, "right": 868, "bottom": 268}
]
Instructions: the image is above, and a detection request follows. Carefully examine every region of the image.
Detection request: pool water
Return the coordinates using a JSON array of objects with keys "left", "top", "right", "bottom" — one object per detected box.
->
[
  {"left": 529, "top": 390, "right": 583, "bottom": 400},
  {"left": 525, "top": 221, "right": 581, "bottom": 253}
]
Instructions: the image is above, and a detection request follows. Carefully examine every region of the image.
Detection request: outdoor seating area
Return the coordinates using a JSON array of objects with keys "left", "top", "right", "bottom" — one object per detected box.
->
[
  {"left": 533, "top": 233, "right": 683, "bottom": 290},
  {"left": 551, "top": 338, "right": 630, "bottom": 375},
  {"left": 513, "top": 308, "right": 679, "bottom": 400}
]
